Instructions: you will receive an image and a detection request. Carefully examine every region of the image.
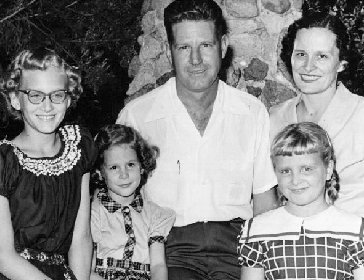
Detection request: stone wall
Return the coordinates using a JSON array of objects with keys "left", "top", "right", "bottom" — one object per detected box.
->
[{"left": 126, "top": 0, "right": 304, "bottom": 108}]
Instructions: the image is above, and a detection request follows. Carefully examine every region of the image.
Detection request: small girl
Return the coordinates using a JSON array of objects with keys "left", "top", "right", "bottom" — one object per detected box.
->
[
  {"left": 0, "top": 47, "right": 96, "bottom": 279},
  {"left": 238, "top": 122, "right": 364, "bottom": 280},
  {"left": 91, "top": 124, "right": 175, "bottom": 280}
]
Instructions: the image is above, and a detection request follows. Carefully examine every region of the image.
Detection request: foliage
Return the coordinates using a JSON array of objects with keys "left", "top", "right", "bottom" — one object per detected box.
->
[
  {"left": 0, "top": 0, "right": 143, "bottom": 93},
  {"left": 303, "top": 0, "right": 364, "bottom": 96},
  {"left": 0, "top": 0, "right": 144, "bottom": 135}
]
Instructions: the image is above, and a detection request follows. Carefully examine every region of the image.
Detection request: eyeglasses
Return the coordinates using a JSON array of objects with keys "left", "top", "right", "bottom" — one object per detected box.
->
[{"left": 18, "top": 89, "right": 70, "bottom": 104}]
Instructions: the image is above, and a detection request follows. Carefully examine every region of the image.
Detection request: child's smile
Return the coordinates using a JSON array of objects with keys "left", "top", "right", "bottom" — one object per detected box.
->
[
  {"left": 101, "top": 144, "right": 142, "bottom": 205},
  {"left": 274, "top": 152, "right": 333, "bottom": 217}
]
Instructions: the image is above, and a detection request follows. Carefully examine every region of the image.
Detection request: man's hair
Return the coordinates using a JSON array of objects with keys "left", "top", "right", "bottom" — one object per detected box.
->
[{"left": 164, "top": 0, "right": 227, "bottom": 44}]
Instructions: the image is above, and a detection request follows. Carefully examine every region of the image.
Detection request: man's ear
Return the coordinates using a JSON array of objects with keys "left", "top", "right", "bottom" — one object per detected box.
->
[
  {"left": 220, "top": 34, "right": 228, "bottom": 59},
  {"left": 164, "top": 41, "right": 173, "bottom": 66},
  {"left": 337, "top": 60, "right": 348, "bottom": 73},
  {"left": 9, "top": 92, "right": 21, "bottom": 110}
]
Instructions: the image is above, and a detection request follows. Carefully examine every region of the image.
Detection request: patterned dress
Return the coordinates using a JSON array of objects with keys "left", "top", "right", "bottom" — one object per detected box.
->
[
  {"left": 238, "top": 206, "right": 364, "bottom": 280},
  {"left": 0, "top": 125, "right": 96, "bottom": 280},
  {"left": 91, "top": 188, "right": 175, "bottom": 280}
]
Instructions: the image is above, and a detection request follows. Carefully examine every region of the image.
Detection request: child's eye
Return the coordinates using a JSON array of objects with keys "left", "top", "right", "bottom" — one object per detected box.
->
[
  {"left": 301, "top": 166, "right": 313, "bottom": 173},
  {"left": 127, "top": 162, "right": 139, "bottom": 169},
  {"left": 109, "top": 165, "right": 119, "bottom": 171},
  {"left": 279, "top": 169, "right": 290, "bottom": 175}
]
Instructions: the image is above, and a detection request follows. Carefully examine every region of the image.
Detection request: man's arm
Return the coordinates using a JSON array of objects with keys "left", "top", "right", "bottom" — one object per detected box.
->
[{"left": 253, "top": 187, "right": 277, "bottom": 216}]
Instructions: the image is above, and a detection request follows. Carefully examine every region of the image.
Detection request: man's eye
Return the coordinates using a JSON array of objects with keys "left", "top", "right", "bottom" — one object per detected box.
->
[
  {"left": 202, "top": 43, "right": 212, "bottom": 48},
  {"left": 110, "top": 166, "right": 118, "bottom": 170},
  {"left": 178, "top": 45, "right": 189, "bottom": 50},
  {"left": 280, "top": 169, "right": 290, "bottom": 174},
  {"left": 318, "top": 54, "right": 328, "bottom": 59}
]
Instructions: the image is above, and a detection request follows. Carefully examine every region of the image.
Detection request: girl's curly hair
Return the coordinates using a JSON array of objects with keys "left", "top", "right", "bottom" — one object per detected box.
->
[
  {"left": 1, "top": 47, "right": 82, "bottom": 119},
  {"left": 93, "top": 124, "right": 159, "bottom": 190}
]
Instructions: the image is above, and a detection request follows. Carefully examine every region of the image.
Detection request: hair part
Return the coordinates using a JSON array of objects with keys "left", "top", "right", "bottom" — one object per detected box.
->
[
  {"left": 94, "top": 124, "right": 159, "bottom": 190},
  {"left": 1, "top": 47, "right": 82, "bottom": 120},
  {"left": 271, "top": 122, "right": 339, "bottom": 204},
  {"left": 280, "top": 12, "right": 350, "bottom": 80},
  {"left": 164, "top": 0, "right": 227, "bottom": 44}
]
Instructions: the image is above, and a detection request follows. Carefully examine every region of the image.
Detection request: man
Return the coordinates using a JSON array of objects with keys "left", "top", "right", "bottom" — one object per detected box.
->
[{"left": 116, "top": 0, "right": 277, "bottom": 279}]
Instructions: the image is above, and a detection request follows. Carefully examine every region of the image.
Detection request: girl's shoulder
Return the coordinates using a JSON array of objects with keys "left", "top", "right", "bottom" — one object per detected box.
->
[{"left": 59, "top": 124, "right": 97, "bottom": 174}]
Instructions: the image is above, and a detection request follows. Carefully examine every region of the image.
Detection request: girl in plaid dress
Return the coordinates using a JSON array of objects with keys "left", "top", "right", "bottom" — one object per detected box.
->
[
  {"left": 90, "top": 124, "right": 175, "bottom": 280},
  {"left": 238, "top": 122, "right": 364, "bottom": 280}
]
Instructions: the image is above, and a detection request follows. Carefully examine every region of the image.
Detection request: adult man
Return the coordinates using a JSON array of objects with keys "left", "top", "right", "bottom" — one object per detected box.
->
[{"left": 117, "top": 0, "right": 277, "bottom": 279}]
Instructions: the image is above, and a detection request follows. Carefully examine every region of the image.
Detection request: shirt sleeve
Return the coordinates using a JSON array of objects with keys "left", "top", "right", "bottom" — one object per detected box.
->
[
  {"left": 147, "top": 203, "right": 175, "bottom": 245},
  {"left": 346, "top": 241, "right": 364, "bottom": 269},
  {"left": 252, "top": 104, "right": 277, "bottom": 194}
]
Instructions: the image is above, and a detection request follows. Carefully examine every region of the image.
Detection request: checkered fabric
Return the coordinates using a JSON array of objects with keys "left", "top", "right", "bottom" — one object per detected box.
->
[
  {"left": 97, "top": 188, "right": 143, "bottom": 213},
  {"left": 148, "top": 235, "right": 166, "bottom": 246},
  {"left": 97, "top": 188, "right": 143, "bottom": 261},
  {"left": 95, "top": 257, "right": 150, "bottom": 280},
  {"left": 239, "top": 226, "right": 364, "bottom": 280}
]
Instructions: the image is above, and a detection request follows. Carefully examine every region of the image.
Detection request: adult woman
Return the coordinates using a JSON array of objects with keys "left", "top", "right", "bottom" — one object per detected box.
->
[{"left": 270, "top": 12, "right": 364, "bottom": 216}]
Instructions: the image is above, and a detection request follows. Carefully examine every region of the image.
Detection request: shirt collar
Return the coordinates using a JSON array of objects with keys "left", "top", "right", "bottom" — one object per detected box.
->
[
  {"left": 145, "top": 77, "right": 249, "bottom": 122},
  {"left": 97, "top": 188, "right": 143, "bottom": 213}
]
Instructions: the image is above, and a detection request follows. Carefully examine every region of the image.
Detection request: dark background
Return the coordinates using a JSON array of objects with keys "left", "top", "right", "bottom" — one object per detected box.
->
[{"left": 0, "top": 0, "right": 362, "bottom": 139}]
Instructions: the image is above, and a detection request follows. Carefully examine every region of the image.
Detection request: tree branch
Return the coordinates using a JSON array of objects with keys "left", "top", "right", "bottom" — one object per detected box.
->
[{"left": 0, "top": 0, "right": 38, "bottom": 24}]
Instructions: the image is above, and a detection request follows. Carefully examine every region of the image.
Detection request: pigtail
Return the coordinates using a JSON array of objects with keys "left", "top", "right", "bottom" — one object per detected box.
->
[{"left": 326, "top": 169, "right": 340, "bottom": 204}]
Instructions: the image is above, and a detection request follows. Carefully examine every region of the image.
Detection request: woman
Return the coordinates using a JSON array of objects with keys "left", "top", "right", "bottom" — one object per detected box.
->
[{"left": 270, "top": 12, "right": 364, "bottom": 216}]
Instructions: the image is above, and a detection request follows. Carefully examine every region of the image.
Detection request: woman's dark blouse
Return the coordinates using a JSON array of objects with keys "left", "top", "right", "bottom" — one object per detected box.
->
[{"left": 0, "top": 125, "right": 96, "bottom": 256}]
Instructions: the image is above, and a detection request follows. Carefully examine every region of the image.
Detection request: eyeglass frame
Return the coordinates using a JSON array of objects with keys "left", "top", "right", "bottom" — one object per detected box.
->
[{"left": 17, "top": 89, "right": 71, "bottom": 104}]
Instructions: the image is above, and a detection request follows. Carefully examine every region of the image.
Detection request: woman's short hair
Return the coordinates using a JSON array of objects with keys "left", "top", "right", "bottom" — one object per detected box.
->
[{"left": 280, "top": 12, "right": 350, "bottom": 79}]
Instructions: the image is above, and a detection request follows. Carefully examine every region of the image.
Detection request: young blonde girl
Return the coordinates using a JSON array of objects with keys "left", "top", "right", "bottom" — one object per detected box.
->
[
  {"left": 238, "top": 122, "right": 364, "bottom": 280},
  {"left": 91, "top": 124, "right": 175, "bottom": 280},
  {"left": 0, "top": 47, "right": 96, "bottom": 279}
]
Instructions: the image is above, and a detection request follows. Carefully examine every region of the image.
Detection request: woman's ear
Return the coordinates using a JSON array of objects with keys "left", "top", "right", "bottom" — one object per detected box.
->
[{"left": 9, "top": 92, "right": 21, "bottom": 110}]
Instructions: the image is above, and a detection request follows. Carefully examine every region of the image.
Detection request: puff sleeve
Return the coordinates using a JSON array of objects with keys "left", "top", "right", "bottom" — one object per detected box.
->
[
  {"left": 237, "top": 220, "right": 265, "bottom": 267},
  {"left": 78, "top": 126, "right": 97, "bottom": 174},
  {"left": 0, "top": 143, "right": 21, "bottom": 198},
  {"left": 346, "top": 241, "right": 364, "bottom": 270},
  {"left": 145, "top": 201, "right": 175, "bottom": 246}
]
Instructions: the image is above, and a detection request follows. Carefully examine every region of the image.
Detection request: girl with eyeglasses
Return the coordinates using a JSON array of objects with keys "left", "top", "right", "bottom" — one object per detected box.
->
[{"left": 0, "top": 47, "right": 97, "bottom": 280}]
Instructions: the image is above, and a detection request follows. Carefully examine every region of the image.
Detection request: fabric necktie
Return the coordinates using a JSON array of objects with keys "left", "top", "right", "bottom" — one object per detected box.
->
[{"left": 121, "top": 206, "right": 136, "bottom": 260}]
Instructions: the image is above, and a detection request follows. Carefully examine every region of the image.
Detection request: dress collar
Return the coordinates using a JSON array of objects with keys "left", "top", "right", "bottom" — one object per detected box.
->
[{"left": 97, "top": 188, "right": 143, "bottom": 213}]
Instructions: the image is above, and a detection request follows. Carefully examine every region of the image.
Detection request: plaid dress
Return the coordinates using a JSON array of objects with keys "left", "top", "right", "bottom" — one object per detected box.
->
[
  {"left": 238, "top": 206, "right": 364, "bottom": 280},
  {"left": 91, "top": 188, "right": 175, "bottom": 280}
]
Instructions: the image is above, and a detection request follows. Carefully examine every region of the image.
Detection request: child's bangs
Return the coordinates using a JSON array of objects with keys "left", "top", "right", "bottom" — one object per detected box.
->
[{"left": 272, "top": 134, "right": 322, "bottom": 157}]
